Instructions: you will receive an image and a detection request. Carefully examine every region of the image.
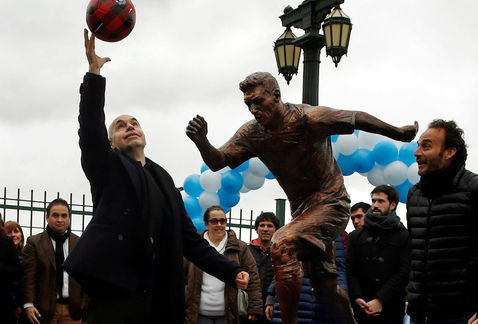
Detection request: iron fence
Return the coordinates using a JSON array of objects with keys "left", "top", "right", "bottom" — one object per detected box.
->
[{"left": 0, "top": 187, "right": 273, "bottom": 242}]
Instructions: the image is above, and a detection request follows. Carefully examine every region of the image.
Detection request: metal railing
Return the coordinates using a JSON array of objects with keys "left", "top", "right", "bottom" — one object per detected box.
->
[{"left": 0, "top": 187, "right": 274, "bottom": 241}]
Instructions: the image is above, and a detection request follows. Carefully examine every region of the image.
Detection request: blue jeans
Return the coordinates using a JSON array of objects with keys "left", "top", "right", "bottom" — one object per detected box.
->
[{"left": 410, "top": 318, "right": 467, "bottom": 324}]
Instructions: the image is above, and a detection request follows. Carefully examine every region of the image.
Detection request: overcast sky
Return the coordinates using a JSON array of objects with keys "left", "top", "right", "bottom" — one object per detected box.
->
[{"left": 1, "top": 0, "right": 477, "bottom": 233}]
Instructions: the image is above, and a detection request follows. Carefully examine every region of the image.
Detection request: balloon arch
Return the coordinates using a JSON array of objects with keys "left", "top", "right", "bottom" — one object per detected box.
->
[{"left": 182, "top": 130, "right": 419, "bottom": 231}]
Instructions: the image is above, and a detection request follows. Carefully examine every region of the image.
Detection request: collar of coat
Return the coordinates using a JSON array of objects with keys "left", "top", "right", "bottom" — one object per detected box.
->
[{"left": 201, "top": 229, "right": 241, "bottom": 252}]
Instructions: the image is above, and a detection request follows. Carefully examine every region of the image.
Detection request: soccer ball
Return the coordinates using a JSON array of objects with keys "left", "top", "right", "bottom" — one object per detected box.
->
[{"left": 86, "top": 0, "right": 136, "bottom": 42}]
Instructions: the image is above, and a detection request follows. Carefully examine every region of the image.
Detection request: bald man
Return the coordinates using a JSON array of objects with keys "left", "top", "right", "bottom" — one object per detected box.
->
[{"left": 64, "top": 30, "right": 250, "bottom": 324}]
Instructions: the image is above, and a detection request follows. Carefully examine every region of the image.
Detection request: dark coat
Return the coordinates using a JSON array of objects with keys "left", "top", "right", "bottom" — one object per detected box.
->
[
  {"left": 248, "top": 239, "right": 274, "bottom": 308},
  {"left": 64, "top": 73, "right": 242, "bottom": 324},
  {"left": 406, "top": 166, "right": 478, "bottom": 323},
  {"left": 184, "top": 230, "right": 262, "bottom": 324},
  {"left": 346, "top": 221, "right": 410, "bottom": 324},
  {"left": 0, "top": 236, "right": 21, "bottom": 324},
  {"left": 22, "top": 232, "right": 85, "bottom": 321}
]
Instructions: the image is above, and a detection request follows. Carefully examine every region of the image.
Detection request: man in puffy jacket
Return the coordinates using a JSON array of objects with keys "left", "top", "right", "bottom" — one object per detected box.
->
[{"left": 407, "top": 119, "right": 478, "bottom": 324}]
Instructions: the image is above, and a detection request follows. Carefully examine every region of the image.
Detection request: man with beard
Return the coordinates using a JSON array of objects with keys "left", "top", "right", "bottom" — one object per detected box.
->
[
  {"left": 406, "top": 120, "right": 478, "bottom": 324},
  {"left": 346, "top": 185, "right": 410, "bottom": 324}
]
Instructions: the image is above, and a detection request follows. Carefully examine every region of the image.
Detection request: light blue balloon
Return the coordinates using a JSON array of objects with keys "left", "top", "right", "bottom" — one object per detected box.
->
[
  {"left": 399, "top": 142, "right": 418, "bottom": 166},
  {"left": 183, "top": 174, "right": 204, "bottom": 197},
  {"left": 372, "top": 141, "right": 398, "bottom": 166},
  {"left": 337, "top": 153, "right": 355, "bottom": 176},
  {"left": 265, "top": 171, "right": 275, "bottom": 179},
  {"left": 200, "top": 163, "right": 210, "bottom": 173},
  {"left": 192, "top": 215, "right": 206, "bottom": 233},
  {"left": 183, "top": 195, "right": 202, "bottom": 217},
  {"left": 218, "top": 188, "right": 240, "bottom": 208},
  {"left": 221, "top": 170, "right": 243, "bottom": 193},
  {"left": 395, "top": 180, "right": 413, "bottom": 203},
  {"left": 354, "top": 130, "right": 360, "bottom": 136},
  {"left": 352, "top": 149, "right": 375, "bottom": 173},
  {"left": 331, "top": 135, "right": 339, "bottom": 143},
  {"left": 234, "top": 160, "right": 250, "bottom": 172}
]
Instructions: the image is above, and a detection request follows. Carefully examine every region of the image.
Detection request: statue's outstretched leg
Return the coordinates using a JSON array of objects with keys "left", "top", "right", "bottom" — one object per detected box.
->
[
  {"left": 270, "top": 236, "right": 303, "bottom": 324},
  {"left": 304, "top": 243, "right": 357, "bottom": 324},
  {"left": 271, "top": 196, "right": 352, "bottom": 324}
]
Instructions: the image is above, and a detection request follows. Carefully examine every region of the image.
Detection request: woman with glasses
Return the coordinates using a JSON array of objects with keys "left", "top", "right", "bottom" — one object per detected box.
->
[{"left": 185, "top": 206, "right": 262, "bottom": 324}]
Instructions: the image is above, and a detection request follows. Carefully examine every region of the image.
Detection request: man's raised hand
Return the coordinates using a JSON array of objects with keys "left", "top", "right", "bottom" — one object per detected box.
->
[{"left": 84, "top": 29, "right": 111, "bottom": 74}]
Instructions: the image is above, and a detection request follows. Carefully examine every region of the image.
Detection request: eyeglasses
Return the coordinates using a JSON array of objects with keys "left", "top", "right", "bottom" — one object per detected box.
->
[{"left": 208, "top": 218, "right": 227, "bottom": 225}]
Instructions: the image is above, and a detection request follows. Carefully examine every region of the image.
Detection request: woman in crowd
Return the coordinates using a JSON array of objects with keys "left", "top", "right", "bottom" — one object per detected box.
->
[{"left": 0, "top": 214, "right": 22, "bottom": 324}]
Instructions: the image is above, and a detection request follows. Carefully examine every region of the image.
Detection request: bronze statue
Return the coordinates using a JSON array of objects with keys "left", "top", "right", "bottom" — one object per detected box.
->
[{"left": 186, "top": 72, "right": 418, "bottom": 324}]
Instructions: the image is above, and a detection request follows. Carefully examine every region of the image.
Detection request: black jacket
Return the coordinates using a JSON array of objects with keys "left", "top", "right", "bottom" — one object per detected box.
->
[
  {"left": 347, "top": 217, "right": 410, "bottom": 324},
  {"left": 406, "top": 166, "right": 478, "bottom": 323},
  {"left": 64, "top": 73, "right": 242, "bottom": 324}
]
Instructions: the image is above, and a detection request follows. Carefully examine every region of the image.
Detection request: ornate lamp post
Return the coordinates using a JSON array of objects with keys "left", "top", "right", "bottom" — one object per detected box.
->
[{"left": 273, "top": 0, "right": 352, "bottom": 105}]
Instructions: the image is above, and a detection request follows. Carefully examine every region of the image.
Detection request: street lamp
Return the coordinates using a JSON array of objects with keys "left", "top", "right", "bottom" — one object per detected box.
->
[
  {"left": 323, "top": 6, "right": 352, "bottom": 67},
  {"left": 273, "top": 26, "right": 302, "bottom": 85},
  {"left": 273, "top": 0, "right": 352, "bottom": 105}
]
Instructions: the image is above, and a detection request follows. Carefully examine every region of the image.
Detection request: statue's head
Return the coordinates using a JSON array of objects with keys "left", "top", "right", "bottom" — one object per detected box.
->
[{"left": 239, "top": 72, "right": 283, "bottom": 128}]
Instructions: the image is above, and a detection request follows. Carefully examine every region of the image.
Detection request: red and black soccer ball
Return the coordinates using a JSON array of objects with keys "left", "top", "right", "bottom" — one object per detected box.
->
[{"left": 86, "top": 0, "right": 136, "bottom": 42}]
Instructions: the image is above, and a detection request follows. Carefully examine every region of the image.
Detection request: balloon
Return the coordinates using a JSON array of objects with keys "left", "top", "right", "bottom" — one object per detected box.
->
[
  {"left": 395, "top": 180, "right": 413, "bottom": 203},
  {"left": 407, "top": 162, "right": 420, "bottom": 184},
  {"left": 372, "top": 141, "right": 398, "bottom": 165},
  {"left": 265, "top": 171, "right": 275, "bottom": 179},
  {"left": 221, "top": 170, "right": 243, "bottom": 193},
  {"left": 357, "top": 132, "right": 386, "bottom": 150},
  {"left": 331, "top": 135, "right": 339, "bottom": 143},
  {"left": 183, "top": 174, "right": 204, "bottom": 197},
  {"left": 198, "top": 191, "right": 220, "bottom": 210},
  {"left": 352, "top": 149, "right": 375, "bottom": 174},
  {"left": 383, "top": 161, "right": 408, "bottom": 186},
  {"left": 218, "top": 188, "right": 240, "bottom": 208},
  {"left": 191, "top": 215, "right": 206, "bottom": 233},
  {"left": 243, "top": 170, "right": 265, "bottom": 190},
  {"left": 234, "top": 160, "right": 249, "bottom": 172},
  {"left": 239, "top": 185, "right": 251, "bottom": 193},
  {"left": 86, "top": 0, "right": 136, "bottom": 42},
  {"left": 183, "top": 195, "right": 202, "bottom": 217},
  {"left": 367, "top": 164, "right": 386, "bottom": 186},
  {"left": 335, "top": 134, "right": 358, "bottom": 156},
  {"left": 249, "top": 157, "right": 270, "bottom": 177},
  {"left": 200, "top": 163, "right": 210, "bottom": 173},
  {"left": 336, "top": 154, "right": 355, "bottom": 176},
  {"left": 399, "top": 142, "right": 418, "bottom": 166},
  {"left": 199, "top": 170, "right": 222, "bottom": 192}
]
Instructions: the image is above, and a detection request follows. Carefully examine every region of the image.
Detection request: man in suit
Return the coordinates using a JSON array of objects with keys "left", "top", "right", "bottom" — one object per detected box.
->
[
  {"left": 63, "top": 30, "right": 250, "bottom": 324},
  {"left": 22, "top": 198, "right": 86, "bottom": 324}
]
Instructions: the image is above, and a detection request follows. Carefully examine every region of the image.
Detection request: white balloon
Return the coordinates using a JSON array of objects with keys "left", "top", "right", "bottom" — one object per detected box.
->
[
  {"left": 358, "top": 131, "right": 383, "bottom": 150},
  {"left": 199, "top": 170, "right": 222, "bottom": 192},
  {"left": 383, "top": 161, "right": 408, "bottom": 186},
  {"left": 243, "top": 170, "right": 265, "bottom": 190},
  {"left": 217, "top": 166, "right": 231, "bottom": 173},
  {"left": 239, "top": 185, "right": 251, "bottom": 193},
  {"left": 367, "top": 164, "right": 386, "bottom": 186},
  {"left": 198, "top": 191, "right": 220, "bottom": 210},
  {"left": 335, "top": 134, "right": 358, "bottom": 156},
  {"left": 407, "top": 162, "right": 420, "bottom": 184},
  {"left": 248, "top": 157, "right": 270, "bottom": 177}
]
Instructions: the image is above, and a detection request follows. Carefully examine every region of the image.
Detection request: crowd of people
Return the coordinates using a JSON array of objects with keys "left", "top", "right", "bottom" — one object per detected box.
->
[{"left": 0, "top": 29, "right": 477, "bottom": 324}]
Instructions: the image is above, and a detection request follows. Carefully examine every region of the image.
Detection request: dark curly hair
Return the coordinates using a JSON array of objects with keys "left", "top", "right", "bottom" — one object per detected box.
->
[{"left": 428, "top": 119, "right": 467, "bottom": 166}]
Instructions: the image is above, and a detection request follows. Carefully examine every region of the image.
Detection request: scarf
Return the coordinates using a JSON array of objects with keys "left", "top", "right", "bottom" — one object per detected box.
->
[
  {"left": 364, "top": 209, "right": 401, "bottom": 231},
  {"left": 418, "top": 161, "right": 463, "bottom": 198},
  {"left": 46, "top": 225, "right": 70, "bottom": 298}
]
